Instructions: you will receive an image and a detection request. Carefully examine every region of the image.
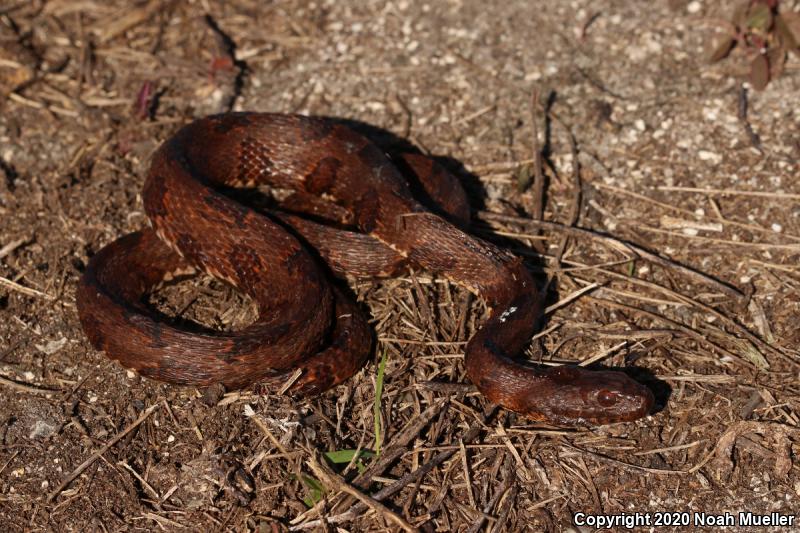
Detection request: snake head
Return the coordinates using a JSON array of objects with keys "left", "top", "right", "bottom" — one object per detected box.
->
[{"left": 531, "top": 366, "right": 655, "bottom": 426}]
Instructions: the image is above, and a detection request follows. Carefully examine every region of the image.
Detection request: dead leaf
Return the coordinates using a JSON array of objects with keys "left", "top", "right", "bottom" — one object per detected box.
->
[
  {"left": 749, "top": 53, "right": 770, "bottom": 90},
  {"left": 35, "top": 337, "right": 68, "bottom": 355},
  {"left": 712, "top": 421, "right": 798, "bottom": 481},
  {"left": 778, "top": 11, "right": 800, "bottom": 56},
  {"left": 765, "top": 45, "right": 786, "bottom": 79},
  {"left": 709, "top": 35, "right": 736, "bottom": 62}
]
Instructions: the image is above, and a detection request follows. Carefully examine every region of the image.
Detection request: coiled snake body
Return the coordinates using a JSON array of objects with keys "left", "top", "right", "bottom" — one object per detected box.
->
[{"left": 76, "top": 113, "right": 654, "bottom": 425}]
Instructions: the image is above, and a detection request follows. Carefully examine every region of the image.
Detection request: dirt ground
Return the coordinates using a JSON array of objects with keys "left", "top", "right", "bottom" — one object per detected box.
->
[{"left": 1, "top": 0, "right": 799, "bottom": 531}]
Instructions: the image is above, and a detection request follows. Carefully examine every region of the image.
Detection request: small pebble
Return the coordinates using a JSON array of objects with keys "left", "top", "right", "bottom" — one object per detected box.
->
[
  {"left": 201, "top": 383, "right": 226, "bottom": 406},
  {"left": 698, "top": 150, "right": 721, "bottom": 164}
]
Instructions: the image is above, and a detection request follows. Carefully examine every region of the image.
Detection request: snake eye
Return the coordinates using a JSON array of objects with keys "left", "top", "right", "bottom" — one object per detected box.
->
[{"left": 597, "top": 389, "right": 618, "bottom": 407}]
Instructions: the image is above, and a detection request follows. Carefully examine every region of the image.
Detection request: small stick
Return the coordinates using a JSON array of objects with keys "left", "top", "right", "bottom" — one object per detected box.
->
[
  {"left": 0, "top": 374, "right": 58, "bottom": 395},
  {"left": 0, "top": 237, "right": 27, "bottom": 260},
  {"left": 277, "top": 368, "right": 303, "bottom": 395},
  {"left": 561, "top": 443, "right": 686, "bottom": 475},
  {"left": 248, "top": 412, "right": 290, "bottom": 455},
  {"left": 0, "top": 451, "right": 20, "bottom": 476},
  {"left": 352, "top": 398, "right": 449, "bottom": 489},
  {"left": 657, "top": 186, "right": 800, "bottom": 200},
  {"left": 478, "top": 212, "right": 745, "bottom": 302},
  {"left": 0, "top": 276, "right": 54, "bottom": 300},
  {"left": 528, "top": 89, "right": 546, "bottom": 254},
  {"left": 307, "top": 455, "right": 420, "bottom": 533},
  {"left": 578, "top": 341, "right": 627, "bottom": 367},
  {"left": 550, "top": 124, "right": 582, "bottom": 280},
  {"left": 97, "top": 0, "right": 162, "bottom": 43},
  {"left": 491, "top": 484, "right": 519, "bottom": 533},
  {"left": 466, "top": 455, "right": 514, "bottom": 533},
  {"left": 633, "top": 440, "right": 704, "bottom": 456},
  {"left": 737, "top": 85, "right": 762, "bottom": 153},
  {"left": 566, "top": 261, "right": 789, "bottom": 365},
  {"left": 47, "top": 403, "right": 160, "bottom": 502},
  {"left": 119, "top": 460, "right": 161, "bottom": 502},
  {"left": 291, "top": 406, "right": 497, "bottom": 531},
  {"left": 458, "top": 439, "right": 476, "bottom": 508},
  {"left": 637, "top": 225, "right": 800, "bottom": 251},
  {"left": 595, "top": 183, "right": 800, "bottom": 241},
  {"left": 544, "top": 282, "right": 600, "bottom": 315},
  {"left": 587, "top": 296, "right": 754, "bottom": 368}
]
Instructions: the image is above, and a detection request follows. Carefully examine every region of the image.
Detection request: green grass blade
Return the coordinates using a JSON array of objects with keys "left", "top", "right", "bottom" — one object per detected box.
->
[
  {"left": 323, "top": 449, "right": 375, "bottom": 464},
  {"left": 300, "top": 475, "right": 325, "bottom": 507}
]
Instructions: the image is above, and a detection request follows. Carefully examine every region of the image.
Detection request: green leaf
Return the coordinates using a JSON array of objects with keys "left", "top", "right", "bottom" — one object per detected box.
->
[
  {"left": 746, "top": 3, "right": 774, "bottom": 33},
  {"left": 300, "top": 475, "right": 326, "bottom": 508},
  {"left": 515, "top": 163, "right": 534, "bottom": 192},
  {"left": 324, "top": 449, "right": 375, "bottom": 464}
]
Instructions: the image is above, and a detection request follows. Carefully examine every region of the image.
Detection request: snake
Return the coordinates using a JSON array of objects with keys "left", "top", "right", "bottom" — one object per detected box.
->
[{"left": 76, "top": 112, "right": 654, "bottom": 426}]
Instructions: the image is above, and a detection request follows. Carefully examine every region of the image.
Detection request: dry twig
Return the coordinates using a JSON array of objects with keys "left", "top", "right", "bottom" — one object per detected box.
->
[{"left": 47, "top": 403, "right": 160, "bottom": 502}]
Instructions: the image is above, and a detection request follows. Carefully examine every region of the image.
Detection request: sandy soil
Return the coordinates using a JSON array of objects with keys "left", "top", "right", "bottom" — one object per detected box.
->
[{"left": 1, "top": 0, "right": 799, "bottom": 531}]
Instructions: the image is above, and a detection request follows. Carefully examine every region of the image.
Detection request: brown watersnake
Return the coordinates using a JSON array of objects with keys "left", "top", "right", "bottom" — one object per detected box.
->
[{"left": 76, "top": 112, "right": 654, "bottom": 426}]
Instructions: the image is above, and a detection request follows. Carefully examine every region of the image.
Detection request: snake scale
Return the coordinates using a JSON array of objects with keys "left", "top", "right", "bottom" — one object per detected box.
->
[{"left": 76, "top": 112, "right": 654, "bottom": 425}]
